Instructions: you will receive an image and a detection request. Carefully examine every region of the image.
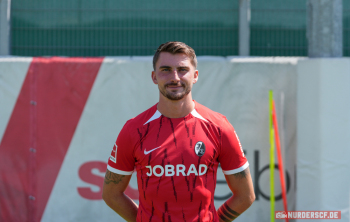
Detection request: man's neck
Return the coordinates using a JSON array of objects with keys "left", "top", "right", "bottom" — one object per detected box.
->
[{"left": 157, "top": 94, "right": 195, "bottom": 118}]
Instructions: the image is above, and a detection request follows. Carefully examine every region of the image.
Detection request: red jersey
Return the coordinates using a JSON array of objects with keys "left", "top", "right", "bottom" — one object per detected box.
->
[{"left": 107, "top": 101, "right": 248, "bottom": 222}]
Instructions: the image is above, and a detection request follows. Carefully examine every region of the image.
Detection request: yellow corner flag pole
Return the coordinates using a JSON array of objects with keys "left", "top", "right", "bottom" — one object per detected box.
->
[{"left": 269, "top": 90, "right": 275, "bottom": 222}]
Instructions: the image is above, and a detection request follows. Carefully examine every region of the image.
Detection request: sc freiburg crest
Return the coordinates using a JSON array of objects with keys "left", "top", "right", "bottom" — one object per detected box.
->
[{"left": 194, "top": 141, "right": 205, "bottom": 157}]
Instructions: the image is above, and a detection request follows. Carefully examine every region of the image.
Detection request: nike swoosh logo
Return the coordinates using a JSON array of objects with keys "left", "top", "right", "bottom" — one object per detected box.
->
[{"left": 144, "top": 146, "right": 161, "bottom": 155}]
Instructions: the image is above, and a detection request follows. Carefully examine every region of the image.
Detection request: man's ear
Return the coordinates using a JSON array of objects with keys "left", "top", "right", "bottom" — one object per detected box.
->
[
  {"left": 193, "top": 70, "right": 199, "bottom": 84},
  {"left": 152, "top": 71, "right": 158, "bottom": 84}
]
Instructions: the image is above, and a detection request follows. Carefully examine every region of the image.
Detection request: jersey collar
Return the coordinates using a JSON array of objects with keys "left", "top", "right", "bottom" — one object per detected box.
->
[{"left": 143, "top": 101, "right": 208, "bottom": 125}]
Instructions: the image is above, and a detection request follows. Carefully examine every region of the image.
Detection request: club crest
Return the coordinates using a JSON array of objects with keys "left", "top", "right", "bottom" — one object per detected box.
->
[{"left": 194, "top": 141, "right": 205, "bottom": 157}]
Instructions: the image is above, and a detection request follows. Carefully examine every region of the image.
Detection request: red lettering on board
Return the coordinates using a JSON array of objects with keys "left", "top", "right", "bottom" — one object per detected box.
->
[{"left": 77, "top": 161, "right": 139, "bottom": 200}]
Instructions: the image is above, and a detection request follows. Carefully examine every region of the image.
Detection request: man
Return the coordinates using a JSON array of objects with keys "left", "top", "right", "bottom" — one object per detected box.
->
[{"left": 102, "top": 41, "right": 255, "bottom": 222}]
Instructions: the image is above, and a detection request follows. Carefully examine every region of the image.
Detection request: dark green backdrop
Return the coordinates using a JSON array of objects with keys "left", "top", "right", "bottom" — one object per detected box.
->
[{"left": 11, "top": 0, "right": 350, "bottom": 57}]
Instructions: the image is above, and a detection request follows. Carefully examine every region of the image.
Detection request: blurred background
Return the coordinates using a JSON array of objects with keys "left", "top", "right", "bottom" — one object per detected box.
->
[{"left": 1, "top": 0, "right": 350, "bottom": 222}]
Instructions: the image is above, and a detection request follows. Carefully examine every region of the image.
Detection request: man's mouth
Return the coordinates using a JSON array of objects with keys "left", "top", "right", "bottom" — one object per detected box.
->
[{"left": 166, "top": 83, "right": 184, "bottom": 88}]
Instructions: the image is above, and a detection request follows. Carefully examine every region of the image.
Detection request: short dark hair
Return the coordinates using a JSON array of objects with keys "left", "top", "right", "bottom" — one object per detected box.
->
[{"left": 153, "top": 41, "right": 197, "bottom": 70}]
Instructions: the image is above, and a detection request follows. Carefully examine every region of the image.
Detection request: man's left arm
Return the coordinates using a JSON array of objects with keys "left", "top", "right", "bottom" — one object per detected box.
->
[{"left": 217, "top": 167, "right": 255, "bottom": 221}]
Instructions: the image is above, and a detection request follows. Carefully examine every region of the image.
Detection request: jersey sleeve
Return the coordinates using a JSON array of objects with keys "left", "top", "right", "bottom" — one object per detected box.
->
[
  {"left": 107, "top": 121, "right": 135, "bottom": 175},
  {"left": 218, "top": 118, "right": 249, "bottom": 175}
]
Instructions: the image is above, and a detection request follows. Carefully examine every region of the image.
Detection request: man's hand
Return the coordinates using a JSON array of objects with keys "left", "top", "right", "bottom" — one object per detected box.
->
[
  {"left": 102, "top": 169, "right": 138, "bottom": 222},
  {"left": 217, "top": 167, "right": 255, "bottom": 221}
]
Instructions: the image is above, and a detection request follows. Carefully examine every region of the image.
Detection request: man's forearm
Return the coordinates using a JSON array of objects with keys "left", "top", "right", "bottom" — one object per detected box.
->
[
  {"left": 102, "top": 170, "right": 138, "bottom": 222},
  {"left": 217, "top": 200, "right": 240, "bottom": 222},
  {"left": 218, "top": 168, "right": 255, "bottom": 221},
  {"left": 217, "top": 194, "right": 254, "bottom": 222},
  {"left": 104, "top": 192, "right": 138, "bottom": 222}
]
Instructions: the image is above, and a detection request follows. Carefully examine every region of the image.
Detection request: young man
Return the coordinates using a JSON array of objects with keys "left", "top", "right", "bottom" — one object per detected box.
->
[{"left": 102, "top": 42, "right": 255, "bottom": 222}]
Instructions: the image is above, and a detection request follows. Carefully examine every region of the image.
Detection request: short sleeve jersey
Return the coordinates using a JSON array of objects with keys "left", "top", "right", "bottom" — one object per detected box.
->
[{"left": 107, "top": 101, "right": 248, "bottom": 222}]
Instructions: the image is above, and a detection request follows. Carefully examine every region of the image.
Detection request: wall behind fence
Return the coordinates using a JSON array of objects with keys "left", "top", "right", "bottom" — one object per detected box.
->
[{"left": 0, "top": 56, "right": 299, "bottom": 222}]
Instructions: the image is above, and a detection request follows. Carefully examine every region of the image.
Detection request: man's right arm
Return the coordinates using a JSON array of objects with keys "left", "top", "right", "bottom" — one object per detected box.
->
[{"left": 102, "top": 169, "right": 138, "bottom": 222}]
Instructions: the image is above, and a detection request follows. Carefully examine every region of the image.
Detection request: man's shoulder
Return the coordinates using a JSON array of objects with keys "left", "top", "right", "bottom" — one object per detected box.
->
[
  {"left": 124, "top": 103, "right": 158, "bottom": 128},
  {"left": 194, "top": 101, "right": 228, "bottom": 125}
]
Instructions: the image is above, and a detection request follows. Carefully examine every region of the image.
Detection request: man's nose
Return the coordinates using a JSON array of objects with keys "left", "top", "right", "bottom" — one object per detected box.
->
[{"left": 170, "top": 70, "right": 180, "bottom": 82}]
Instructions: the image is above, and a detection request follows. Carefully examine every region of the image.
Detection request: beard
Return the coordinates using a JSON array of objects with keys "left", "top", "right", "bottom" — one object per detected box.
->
[{"left": 159, "top": 82, "right": 191, "bottom": 101}]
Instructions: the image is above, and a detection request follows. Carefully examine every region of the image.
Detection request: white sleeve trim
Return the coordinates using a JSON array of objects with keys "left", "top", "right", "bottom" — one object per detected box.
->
[
  {"left": 107, "top": 165, "right": 133, "bottom": 175},
  {"left": 222, "top": 161, "right": 249, "bottom": 175}
]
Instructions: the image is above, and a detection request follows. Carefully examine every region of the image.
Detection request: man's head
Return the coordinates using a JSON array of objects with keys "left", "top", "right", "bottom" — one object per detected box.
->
[
  {"left": 152, "top": 42, "right": 198, "bottom": 101},
  {"left": 153, "top": 41, "right": 197, "bottom": 70}
]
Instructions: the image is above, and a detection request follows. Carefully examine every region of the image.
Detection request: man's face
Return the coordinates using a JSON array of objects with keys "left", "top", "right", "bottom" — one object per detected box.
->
[{"left": 152, "top": 52, "right": 198, "bottom": 101}]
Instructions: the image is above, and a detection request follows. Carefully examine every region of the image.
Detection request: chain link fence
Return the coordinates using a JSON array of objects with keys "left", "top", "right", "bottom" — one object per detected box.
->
[
  {"left": 10, "top": 0, "right": 350, "bottom": 57},
  {"left": 250, "top": 0, "right": 307, "bottom": 56},
  {"left": 344, "top": 1, "right": 350, "bottom": 56},
  {"left": 11, "top": 0, "right": 239, "bottom": 56}
]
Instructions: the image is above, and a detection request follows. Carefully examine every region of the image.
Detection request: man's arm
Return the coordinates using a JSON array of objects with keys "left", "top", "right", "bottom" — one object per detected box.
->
[
  {"left": 217, "top": 167, "right": 255, "bottom": 221},
  {"left": 102, "top": 169, "right": 138, "bottom": 222}
]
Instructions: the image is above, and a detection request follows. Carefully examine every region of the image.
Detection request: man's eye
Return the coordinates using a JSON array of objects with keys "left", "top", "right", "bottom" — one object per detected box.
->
[
  {"left": 162, "top": 68, "right": 170, "bottom": 71},
  {"left": 180, "top": 68, "right": 187, "bottom": 72}
]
